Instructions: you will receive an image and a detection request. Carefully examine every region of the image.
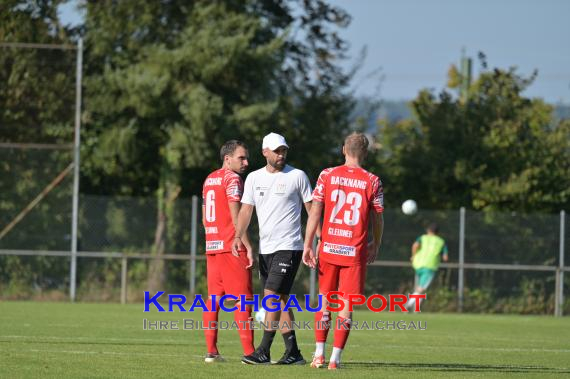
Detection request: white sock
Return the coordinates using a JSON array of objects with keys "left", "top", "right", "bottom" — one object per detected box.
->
[
  {"left": 406, "top": 291, "right": 420, "bottom": 309},
  {"left": 315, "top": 342, "right": 325, "bottom": 357},
  {"left": 330, "top": 347, "right": 343, "bottom": 363}
]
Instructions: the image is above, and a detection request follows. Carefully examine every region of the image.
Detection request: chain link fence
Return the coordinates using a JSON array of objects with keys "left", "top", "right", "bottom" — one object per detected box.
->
[
  {"left": 0, "top": 195, "right": 567, "bottom": 315},
  {"left": 1, "top": 41, "right": 79, "bottom": 301},
  {"left": 1, "top": 42, "right": 568, "bottom": 314}
]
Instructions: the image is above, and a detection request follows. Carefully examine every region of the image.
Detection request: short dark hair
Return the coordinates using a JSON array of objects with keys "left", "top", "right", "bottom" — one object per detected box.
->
[
  {"left": 427, "top": 223, "right": 439, "bottom": 234},
  {"left": 220, "top": 140, "right": 247, "bottom": 163}
]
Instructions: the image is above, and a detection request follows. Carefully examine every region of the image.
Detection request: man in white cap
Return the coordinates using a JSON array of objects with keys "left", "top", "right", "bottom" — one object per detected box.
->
[{"left": 233, "top": 132, "right": 319, "bottom": 365}]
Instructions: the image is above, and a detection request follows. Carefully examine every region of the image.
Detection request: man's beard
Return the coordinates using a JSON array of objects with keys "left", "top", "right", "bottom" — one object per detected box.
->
[{"left": 269, "top": 159, "right": 285, "bottom": 170}]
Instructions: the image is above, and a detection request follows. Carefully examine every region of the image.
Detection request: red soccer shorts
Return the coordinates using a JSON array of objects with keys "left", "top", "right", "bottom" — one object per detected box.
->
[
  {"left": 318, "top": 260, "right": 366, "bottom": 297},
  {"left": 206, "top": 251, "right": 252, "bottom": 299}
]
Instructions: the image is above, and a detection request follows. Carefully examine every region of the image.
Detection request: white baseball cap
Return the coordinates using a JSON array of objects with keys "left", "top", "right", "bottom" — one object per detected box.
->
[{"left": 262, "top": 132, "right": 289, "bottom": 151}]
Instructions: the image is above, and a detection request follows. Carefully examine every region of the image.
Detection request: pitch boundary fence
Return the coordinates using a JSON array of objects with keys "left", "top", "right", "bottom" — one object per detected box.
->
[{"left": 0, "top": 200, "right": 566, "bottom": 316}]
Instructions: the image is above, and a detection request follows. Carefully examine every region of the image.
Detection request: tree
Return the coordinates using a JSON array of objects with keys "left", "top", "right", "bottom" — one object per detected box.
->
[
  {"left": 374, "top": 60, "right": 570, "bottom": 212},
  {"left": 81, "top": 0, "right": 354, "bottom": 290},
  {"left": 0, "top": 0, "right": 75, "bottom": 144}
]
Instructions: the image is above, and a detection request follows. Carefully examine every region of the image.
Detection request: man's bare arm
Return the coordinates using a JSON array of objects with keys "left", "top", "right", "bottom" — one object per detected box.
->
[
  {"left": 232, "top": 203, "right": 254, "bottom": 255},
  {"left": 304, "top": 201, "right": 323, "bottom": 247},
  {"left": 228, "top": 202, "right": 254, "bottom": 268},
  {"left": 367, "top": 211, "right": 384, "bottom": 264},
  {"left": 303, "top": 201, "right": 323, "bottom": 269},
  {"left": 304, "top": 201, "right": 322, "bottom": 239}
]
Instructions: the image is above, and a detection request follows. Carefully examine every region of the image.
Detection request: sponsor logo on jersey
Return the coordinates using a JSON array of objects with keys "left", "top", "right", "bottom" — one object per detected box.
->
[
  {"left": 206, "top": 240, "right": 224, "bottom": 251},
  {"left": 275, "top": 183, "right": 287, "bottom": 195},
  {"left": 255, "top": 186, "right": 269, "bottom": 197},
  {"left": 323, "top": 242, "right": 356, "bottom": 257}
]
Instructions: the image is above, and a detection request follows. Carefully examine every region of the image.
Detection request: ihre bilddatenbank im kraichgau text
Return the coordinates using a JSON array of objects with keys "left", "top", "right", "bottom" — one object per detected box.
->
[{"left": 142, "top": 291, "right": 428, "bottom": 331}]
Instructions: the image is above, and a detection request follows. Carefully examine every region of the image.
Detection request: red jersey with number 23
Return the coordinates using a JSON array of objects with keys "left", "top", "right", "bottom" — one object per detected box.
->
[
  {"left": 312, "top": 165, "right": 384, "bottom": 266},
  {"left": 202, "top": 168, "right": 243, "bottom": 255}
]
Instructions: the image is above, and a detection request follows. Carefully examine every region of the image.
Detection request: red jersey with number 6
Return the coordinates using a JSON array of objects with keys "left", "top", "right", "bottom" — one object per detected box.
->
[
  {"left": 312, "top": 165, "right": 384, "bottom": 266},
  {"left": 202, "top": 168, "right": 243, "bottom": 255}
]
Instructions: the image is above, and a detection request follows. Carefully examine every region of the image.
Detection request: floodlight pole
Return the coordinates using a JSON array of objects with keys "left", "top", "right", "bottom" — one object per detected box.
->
[{"left": 70, "top": 38, "right": 83, "bottom": 302}]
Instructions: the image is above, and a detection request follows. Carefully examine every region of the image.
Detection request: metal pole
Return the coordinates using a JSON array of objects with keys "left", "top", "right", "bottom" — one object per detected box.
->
[
  {"left": 309, "top": 237, "right": 317, "bottom": 305},
  {"left": 190, "top": 195, "right": 198, "bottom": 296},
  {"left": 70, "top": 38, "right": 83, "bottom": 302},
  {"left": 458, "top": 207, "right": 465, "bottom": 312},
  {"left": 121, "top": 255, "right": 127, "bottom": 305},
  {"left": 557, "top": 211, "right": 565, "bottom": 316},
  {"left": 460, "top": 57, "right": 472, "bottom": 102}
]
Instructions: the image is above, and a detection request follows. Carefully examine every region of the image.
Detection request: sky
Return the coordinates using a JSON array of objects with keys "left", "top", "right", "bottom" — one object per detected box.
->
[
  {"left": 328, "top": 0, "right": 570, "bottom": 103},
  {"left": 59, "top": 0, "right": 570, "bottom": 103}
]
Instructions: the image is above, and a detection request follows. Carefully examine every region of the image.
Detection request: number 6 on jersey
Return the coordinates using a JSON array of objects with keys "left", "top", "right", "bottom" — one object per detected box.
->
[{"left": 205, "top": 190, "right": 216, "bottom": 222}]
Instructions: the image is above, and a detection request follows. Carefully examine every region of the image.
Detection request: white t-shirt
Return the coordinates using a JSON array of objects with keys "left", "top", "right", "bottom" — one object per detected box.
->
[{"left": 242, "top": 164, "right": 313, "bottom": 254}]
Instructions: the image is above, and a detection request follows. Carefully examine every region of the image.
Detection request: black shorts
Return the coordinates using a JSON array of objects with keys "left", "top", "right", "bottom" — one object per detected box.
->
[{"left": 259, "top": 250, "right": 302, "bottom": 295}]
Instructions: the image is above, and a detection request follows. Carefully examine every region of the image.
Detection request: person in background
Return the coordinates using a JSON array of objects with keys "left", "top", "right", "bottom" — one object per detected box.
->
[{"left": 405, "top": 223, "right": 449, "bottom": 311}]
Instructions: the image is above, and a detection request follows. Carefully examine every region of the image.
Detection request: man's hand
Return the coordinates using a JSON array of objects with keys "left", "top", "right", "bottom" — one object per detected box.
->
[
  {"left": 232, "top": 237, "right": 244, "bottom": 256},
  {"left": 245, "top": 245, "right": 254, "bottom": 270},
  {"left": 367, "top": 241, "right": 379, "bottom": 264},
  {"left": 302, "top": 245, "right": 317, "bottom": 269}
]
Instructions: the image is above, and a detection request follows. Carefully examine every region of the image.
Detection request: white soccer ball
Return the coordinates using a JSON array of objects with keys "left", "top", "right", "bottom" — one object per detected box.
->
[
  {"left": 254, "top": 308, "right": 266, "bottom": 323},
  {"left": 401, "top": 199, "right": 418, "bottom": 215}
]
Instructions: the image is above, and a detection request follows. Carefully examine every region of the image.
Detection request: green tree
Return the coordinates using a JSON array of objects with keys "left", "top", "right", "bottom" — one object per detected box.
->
[
  {"left": 375, "top": 61, "right": 570, "bottom": 212},
  {"left": 81, "top": 0, "right": 354, "bottom": 290},
  {"left": 0, "top": 0, "right": 75, "bottom": 143}
]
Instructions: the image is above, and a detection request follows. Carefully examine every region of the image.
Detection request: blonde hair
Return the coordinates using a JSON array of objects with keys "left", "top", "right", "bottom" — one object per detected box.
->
[{"left": 344, "top": 132, "right": 369, "bottom": 160}]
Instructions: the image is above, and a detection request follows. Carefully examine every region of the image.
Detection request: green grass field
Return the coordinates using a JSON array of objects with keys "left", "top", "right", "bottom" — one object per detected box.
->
[{"left": 1, "top": 301, "right": 569, "bottom": 378}]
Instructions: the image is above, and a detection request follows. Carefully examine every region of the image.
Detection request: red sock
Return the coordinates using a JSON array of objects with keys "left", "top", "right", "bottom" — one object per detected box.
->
[
  {"left": 333, "top": 316, "right": 351, "bottom": 349},
  {"left": 203, "top": 298, "right": 220, "bottom": 354},
  {"left": 314, "top": 311, "right": 331, "bottom": 343},
  {"left": 234, "top": 304, "right": 255, "bottom": 355}
]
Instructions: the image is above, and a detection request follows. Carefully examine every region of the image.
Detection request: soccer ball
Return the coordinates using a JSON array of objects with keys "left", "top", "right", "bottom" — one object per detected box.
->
[
  {"left": 401, "top": 199, "right": 418, "bottom": 215},
  {"left": 254, "top": 308, "right": 266, "bottom": 323}
]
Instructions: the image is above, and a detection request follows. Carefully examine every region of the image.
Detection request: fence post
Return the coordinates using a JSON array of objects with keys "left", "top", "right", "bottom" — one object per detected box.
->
[
  {"left": 309, "top": 237, "right": 317, "bottom": 305},
  {"left": 190, "top": 195, "right": 198, "bottom": 296},
  {"left": 121, "top": 254, "right": 127, "bottom": 304},
  {"left": 458, "top": 207, "right": 465, "bottom": 312},
  {"left": 556, "top": 210, "right": 565, "bottom": 317},
  {"left": 69, "top": 38, "right": 83, "bottom": 302}
]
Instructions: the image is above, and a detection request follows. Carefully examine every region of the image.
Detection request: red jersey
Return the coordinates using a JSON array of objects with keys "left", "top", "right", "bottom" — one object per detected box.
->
[
  {"left": 312, "top": 165, "right": 384, "bottom": 266},
  {"left": 202, "top": 168, "right": 243, "bottom": 254}
]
